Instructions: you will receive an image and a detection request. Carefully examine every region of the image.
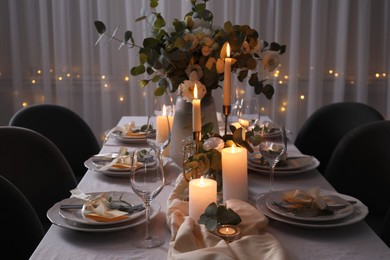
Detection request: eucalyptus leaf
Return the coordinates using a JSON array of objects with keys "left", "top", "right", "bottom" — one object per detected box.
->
[
  {"left": 94, "top": 21, "right": 106, "bottom": 34},
  {"left": 124, "top": 31, "right": 133, "bottom": 45},
  {"left": 205, "top": 218, "right": 218, "bottom": 231},
  {"left": 130, "top": 64, "right": 146, "bottom": 76},
  {"left": 154, "top": 86, "right": 165, "bottom": 96},
  {"left": 150, "top": 0, "right": 158, "bottom": 8},
  {"left": 252, "top": 134, "right": 262, "bottom": 146},
  {"left": 138, "top": 79, "right": 149, "bottom": 88},
  {"left": 263, "top": 84, "right": 275, "bottom": 100},
  {"left": 135, "top": 16, "right": 147, "bottom": 22}
]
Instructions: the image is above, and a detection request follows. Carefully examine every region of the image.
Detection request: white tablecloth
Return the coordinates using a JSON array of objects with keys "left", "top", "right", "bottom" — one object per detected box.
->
[{"left": 30, "top": 116, "right": 390, "bottom": 259}]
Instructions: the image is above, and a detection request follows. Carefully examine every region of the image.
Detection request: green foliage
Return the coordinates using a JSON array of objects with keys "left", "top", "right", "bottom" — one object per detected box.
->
[
  {"left": 93, "top": 0, "right": 286, "bottom": 99},
  {"left": 198, "top": 203, "right": 241, "bottom": 231}
]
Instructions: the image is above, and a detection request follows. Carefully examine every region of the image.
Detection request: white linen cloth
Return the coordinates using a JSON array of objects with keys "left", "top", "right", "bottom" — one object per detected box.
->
[{"left": 167, "top": 175, "right": 290, "bottom": 260}]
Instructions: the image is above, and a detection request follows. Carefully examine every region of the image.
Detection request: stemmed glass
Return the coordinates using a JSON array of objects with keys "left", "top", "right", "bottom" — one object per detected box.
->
[
  {"left": 237, "top": 96, "right": 261, "bottom": 134},
  {"left": 258, "top": 122, "right": 287, "bottom": 192},
  {"left": 130, "top": 149, "right": 165, "bottom": 248}
]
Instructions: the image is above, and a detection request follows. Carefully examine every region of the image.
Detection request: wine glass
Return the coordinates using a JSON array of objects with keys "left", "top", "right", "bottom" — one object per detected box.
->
[
  {"left": 258, "top": 122, "right": 287, "bottom": 192},
  {"left": 237, "top": 96, "right": 261, "bottom": 134},
  {"left": 130, "top": 149, "right": 165, "bottom": 248},
  {"left": 145, "top": 115, "right": 171, "bottom": 155}
]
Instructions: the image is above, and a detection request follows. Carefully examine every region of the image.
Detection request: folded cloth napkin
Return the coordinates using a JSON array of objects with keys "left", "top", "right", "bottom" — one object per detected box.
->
[
  {"left": 97, "top": 147, "right": 131, "bottom": 171},
  {"left": 70, "top": 189, "right": 128, "bottom": 222},
  {"left": 107, "top": 121, "right": 146, "bottom": 138},
  {"left": 283, "top": 187, "right": 327, "bottom": 209},
  {"left": 166, "top": 175, "right": 290, "bottom": 260}
]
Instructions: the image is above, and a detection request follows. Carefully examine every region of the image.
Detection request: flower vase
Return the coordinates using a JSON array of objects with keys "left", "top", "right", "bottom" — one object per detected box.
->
[{"left": 169, "top": 92, "right": 219, "bottom": 166}]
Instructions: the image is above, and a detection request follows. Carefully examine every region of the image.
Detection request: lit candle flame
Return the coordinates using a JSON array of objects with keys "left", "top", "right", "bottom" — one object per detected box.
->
[
  {"left": 226, "top": 43, "right": 231, "bottom": 58},
  {"left": 194, "top": 83, "right": 198, "bottom": 99},
  {"left": 200, "top": 176, "right": 204, "bottom": 187},
  {"left": 231, "top": 144, "right": 235, "bottom": 152}
]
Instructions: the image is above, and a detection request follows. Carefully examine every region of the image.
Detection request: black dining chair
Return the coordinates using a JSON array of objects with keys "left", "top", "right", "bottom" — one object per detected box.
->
[
  {"left": 9, "top": 104, "right": 101, "bottom": 182},
  {"left": 294, "top": 102, "right": 384, "bottom": 174},
  {"left": 324, "top": 120, "right": 390, "bottom": 245},
  {"left": 0, "top": 126, "right": 77, "bottom": 232},
  {"left": 0, "top": 174, "right": 45, "bottom": 259}
]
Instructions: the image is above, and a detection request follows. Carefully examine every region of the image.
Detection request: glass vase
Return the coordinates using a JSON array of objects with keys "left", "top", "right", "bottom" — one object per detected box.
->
[{"left": 169, "top": 92, "right": 219, "bottom": 166}]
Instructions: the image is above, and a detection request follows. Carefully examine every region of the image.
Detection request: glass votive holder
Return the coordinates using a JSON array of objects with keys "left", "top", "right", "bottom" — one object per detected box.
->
[{"left": 214, "top": 224, "right": 241, "bottom": 242}]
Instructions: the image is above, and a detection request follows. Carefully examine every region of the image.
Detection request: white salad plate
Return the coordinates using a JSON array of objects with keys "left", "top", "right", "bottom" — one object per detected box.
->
[
  {"left": 58, "top": 192, "right": 145, "bottom": 226},
  {"left": 256, "top": 191, "right": 368, "bottom": 228}
]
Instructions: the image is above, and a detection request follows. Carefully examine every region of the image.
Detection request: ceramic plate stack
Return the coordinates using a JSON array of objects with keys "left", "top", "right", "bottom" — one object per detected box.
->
[
  {"left": 256, "top": 189, "right": 368, "bottom": 228},
  {"left": 47, "top": 191, "right": 160, "bottom": 232},
  {"left": 107, "top": 127, "right": 156, "bottom": 144},
  {"left": 247, "top": 154, "right": 320, "bottom": 176},
  {"left": 84, "top": 152, "right": 168, "bottom": 178}
]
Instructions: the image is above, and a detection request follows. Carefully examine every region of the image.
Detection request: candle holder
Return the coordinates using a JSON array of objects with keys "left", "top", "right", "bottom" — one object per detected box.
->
[
  {"left": 223, "top": 105, "right": 231, "bottom": 136},
  {"left": 214, "top": 224, "right": 241, "bottom": 242},
  {"left": 193, "top": 131, "right": 202, "bottom": 142}
]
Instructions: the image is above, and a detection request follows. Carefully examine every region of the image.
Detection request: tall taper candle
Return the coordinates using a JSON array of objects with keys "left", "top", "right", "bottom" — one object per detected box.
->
[
  {"left": 222, "top": 145, "right": 248, "bottom": 201},
  {"left": 223, "top": 43, "right": 232, "bottom": 106},
  {"left": 192, "top": 84, "right": 201, "bottom": 132}
]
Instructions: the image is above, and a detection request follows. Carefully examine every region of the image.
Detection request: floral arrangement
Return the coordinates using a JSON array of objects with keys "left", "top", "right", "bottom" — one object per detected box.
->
[{"left": 94, "top": 0, "right": 286, "bottom": 102}]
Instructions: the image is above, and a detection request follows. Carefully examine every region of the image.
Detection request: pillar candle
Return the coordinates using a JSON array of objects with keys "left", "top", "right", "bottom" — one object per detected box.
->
[
  {"left": 221, "top": 145, "right": 248, "bottom": 201},
  {"left": 189, "top": 176, "right": 217, "bottom": 222},
  {"left": 192, "top": 84, "right": 201, "bottom": 132},
  {"left": 223, "top": 43, "right": 232, "bottom": 106},
  {"left": 156, "top": 105, "right": 174, "bottom": 156}
]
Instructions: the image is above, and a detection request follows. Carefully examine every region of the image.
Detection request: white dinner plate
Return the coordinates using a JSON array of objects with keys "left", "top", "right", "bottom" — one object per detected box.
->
[
  {"left": 85, "top": 153, "right": 131, "bottom": 172},
  {"left": 85, "top": 156, "right": 168, "bottom": 178},
  {"left": 265, "top": 190, "right": 354, "bottom": 222},
  {"left": 256, "top": 192, "right": 368, "bottom": 228},
  {"left": 248, "top": 154, "right": 314, "bottom": 171},
  {"left": 107, "top": 128, "right": 156, "bottom": 144},
  {"left": 248, "top": 157, "right": 320, "bottom": 176},
  {"left": 59, "top": 192, "right": 145, "bottom": 225},
  {"left": 47, "top": 200, "right": 160, "bottom": 232}
]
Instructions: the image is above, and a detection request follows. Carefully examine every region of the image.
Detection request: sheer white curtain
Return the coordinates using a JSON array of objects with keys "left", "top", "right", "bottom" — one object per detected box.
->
[{"left": 1, "top": 0, "right": 389, "bottom": 143}]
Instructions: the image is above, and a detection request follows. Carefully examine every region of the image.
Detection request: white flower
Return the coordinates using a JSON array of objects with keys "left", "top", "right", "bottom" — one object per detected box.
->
[
  {"left": 178, "top": 80, "right": 207, "bottom": 102},
  {"left": 203, "top": 137, "right": 225, "bottom": 152},
  {"left": 185, "top": 64, "right": 203, "bottom": 81},
  {"left": 261, "top": 50, "right": 280, "bottom": 72}
]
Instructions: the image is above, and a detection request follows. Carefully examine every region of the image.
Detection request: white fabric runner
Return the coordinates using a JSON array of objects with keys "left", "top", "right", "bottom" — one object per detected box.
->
[{"left": 167, "top": 175, "right": 290, "bottom": 260}]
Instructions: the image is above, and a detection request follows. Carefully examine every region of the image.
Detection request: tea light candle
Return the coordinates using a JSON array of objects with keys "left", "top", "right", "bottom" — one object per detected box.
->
[
  {"left": 214, "top": 224, "right": 241, "bottom": 242},
  {"left": 221, "top": 145, "right": 248, "bottom": 201},
  {"left": 223, "top": 43, "right": 232, "bottom": 106},
  {"left": 189, "top": 176, "right": 217, "bottom": 222},
  {"left": 192, "top": 84, "right": 201, "bottom": 132},
  {"left": 156, "top": 105, "right": 174, "bottom": 156}
]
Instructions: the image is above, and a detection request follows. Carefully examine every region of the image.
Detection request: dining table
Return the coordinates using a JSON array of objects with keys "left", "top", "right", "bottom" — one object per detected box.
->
[{"left": 30, "top": 115, "right": 390, "bottom": 259}]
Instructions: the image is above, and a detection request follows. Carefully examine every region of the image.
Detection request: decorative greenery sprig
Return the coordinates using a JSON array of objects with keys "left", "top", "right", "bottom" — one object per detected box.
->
[{"left": 198, "top": 202, "right": 241, "bottom": 231}]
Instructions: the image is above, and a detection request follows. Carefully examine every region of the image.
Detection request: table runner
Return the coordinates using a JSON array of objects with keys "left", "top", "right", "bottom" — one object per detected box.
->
[{"left": 167, "top": 175, "right": 290, "bottom": 259}]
